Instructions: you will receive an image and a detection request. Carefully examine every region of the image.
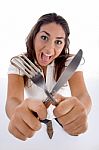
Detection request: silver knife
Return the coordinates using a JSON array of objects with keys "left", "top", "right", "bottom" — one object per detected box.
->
[
  {"left": 43, "top": 49, "right": 83, "bottom": 105},
  {"left": 32, "top": 49, "right": 83, "bottom": 139},
  {"left": 43, "top": 49, "right": 83, "bottom": 139}
]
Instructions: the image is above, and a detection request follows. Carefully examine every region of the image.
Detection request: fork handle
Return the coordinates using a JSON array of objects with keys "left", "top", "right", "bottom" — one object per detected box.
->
[{"left": 32, "top": 111, "right": 52, "bottom": 124}]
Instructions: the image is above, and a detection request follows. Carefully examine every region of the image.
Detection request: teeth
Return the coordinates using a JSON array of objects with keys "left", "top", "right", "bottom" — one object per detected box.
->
[
  {"left": 41, "top": 52, "right": 52, "bottom": 62},
  {"left": 43, "top": 52, "right": 52, "bottom": 57}
]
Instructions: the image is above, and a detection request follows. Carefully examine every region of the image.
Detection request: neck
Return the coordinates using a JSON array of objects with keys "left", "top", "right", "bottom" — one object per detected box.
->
[{"left": 41, "top": 66, "right": 47, "bottom": 81}]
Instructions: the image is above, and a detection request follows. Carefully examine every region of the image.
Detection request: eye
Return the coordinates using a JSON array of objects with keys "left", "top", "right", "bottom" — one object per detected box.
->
[
  {"left": 41, "top": 35, "right": 48, "bottom": 41},
  {"left": 55, "top": 40, "right": 63, "bottom": 45}
]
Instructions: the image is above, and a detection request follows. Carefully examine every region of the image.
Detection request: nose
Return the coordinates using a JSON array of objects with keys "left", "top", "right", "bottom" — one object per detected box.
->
[{"left": 45, "top": 41, "right": 55, "bottom": 55}]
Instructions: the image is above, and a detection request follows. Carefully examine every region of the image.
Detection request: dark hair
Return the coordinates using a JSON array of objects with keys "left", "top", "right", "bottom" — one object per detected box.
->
[{"left": 25, "top": 13, "right": 70, "bottom": 83}]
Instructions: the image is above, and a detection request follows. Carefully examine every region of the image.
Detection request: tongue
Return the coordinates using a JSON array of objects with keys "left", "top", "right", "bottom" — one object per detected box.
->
[{"left": 41, "top": 54, "right": 50, "bottom": 62}]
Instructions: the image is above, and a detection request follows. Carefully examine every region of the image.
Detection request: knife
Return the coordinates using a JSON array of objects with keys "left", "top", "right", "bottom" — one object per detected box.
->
[
  {"left": 41, "top": 49, "right": 83, "bottom": 139},
  {"left": 43, "top": 49, "right": 83, "bottom": 106},
  {"left": 34, "top": 49, "right": 83, "bottom": 139}
]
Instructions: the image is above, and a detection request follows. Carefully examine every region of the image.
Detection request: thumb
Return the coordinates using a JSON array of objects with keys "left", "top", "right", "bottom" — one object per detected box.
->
[
  {"left": 53, "top": 93, "right": 69, "bottom": 104},
  {"left": 25, "top": 99, "right": 47, "bottom": 120}
]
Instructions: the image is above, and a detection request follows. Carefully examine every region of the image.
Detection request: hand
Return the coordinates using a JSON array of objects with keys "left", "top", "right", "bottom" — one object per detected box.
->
[
  {"left": 8, "top": 99, "right": 47, "bottom": 140},
  {"left": 53, "top": 96, "right": 88, "bottom": 136}
]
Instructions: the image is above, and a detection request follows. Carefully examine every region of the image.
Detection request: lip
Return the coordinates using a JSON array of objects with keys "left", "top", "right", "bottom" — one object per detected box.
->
[
  {"left": 42, "top": 52, "right": 52, "bottom": 57},
  {"left": 38, "top": 52, "right": 53, "bottom": 65}
]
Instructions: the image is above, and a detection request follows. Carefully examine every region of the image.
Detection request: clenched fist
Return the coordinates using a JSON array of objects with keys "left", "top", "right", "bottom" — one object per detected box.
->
[
  {"left": 53, "top": 96, "right": 88, "bottom": 136},
  {"left": 8, "top": 99, "right": 47, "bottom": 140}
]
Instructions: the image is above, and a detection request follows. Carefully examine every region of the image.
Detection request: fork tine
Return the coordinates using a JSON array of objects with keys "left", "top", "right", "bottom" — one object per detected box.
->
[
  {"left": 11, "top": 57, "right": 33, "bottom": 78},
  {"left": 21, "top": 54, "right": 41, "bottom": 73},
  {"left": 16, "top": 55, "right": 37, "bottom": 75},
  {"left": 11, "top": 54, "right": 42, "bottom": 79}
]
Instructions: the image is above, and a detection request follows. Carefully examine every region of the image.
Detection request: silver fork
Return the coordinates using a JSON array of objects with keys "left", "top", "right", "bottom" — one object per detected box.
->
[
  {"left": 10, "top": 54, "right": 58, "bottom": 139},
  {"left": 11, "top": 54, "right": 58, "bottom": 106}
]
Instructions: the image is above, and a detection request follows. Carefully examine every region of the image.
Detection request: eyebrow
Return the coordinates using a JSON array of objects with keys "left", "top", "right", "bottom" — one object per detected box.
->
[{"left": 40, "top": 31, "right": 65, "bottom": 39}]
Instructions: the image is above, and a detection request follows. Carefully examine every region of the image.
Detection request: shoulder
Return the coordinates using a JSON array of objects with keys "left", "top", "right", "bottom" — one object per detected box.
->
[
  {"left": 65, "top": 54, "right": 85, "bottom": 72},
  {"left": 8, "top": 54, "right": 25, "bottom": 76}
]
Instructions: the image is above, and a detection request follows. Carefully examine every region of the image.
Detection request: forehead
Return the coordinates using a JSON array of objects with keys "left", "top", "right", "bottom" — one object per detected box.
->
[{"left": 39, "top": 23, "right": 65, "bottom": 37}]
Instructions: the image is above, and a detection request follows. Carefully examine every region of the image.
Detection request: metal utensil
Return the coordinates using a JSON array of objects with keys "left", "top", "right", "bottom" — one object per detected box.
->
[
  {"left": 11, "top": 54, "right": 57, "bottom": 139},
  {"left": 11, "top": 54, "right": 58, "bottom": 106},
  {"left": 43, "top": 49, "right": 83, "bottom": 104}
]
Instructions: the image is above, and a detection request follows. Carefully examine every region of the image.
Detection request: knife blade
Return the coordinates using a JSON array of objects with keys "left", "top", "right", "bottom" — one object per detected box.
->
[{"left": 43, "top": 49, "right": 83, "bottom": 105}]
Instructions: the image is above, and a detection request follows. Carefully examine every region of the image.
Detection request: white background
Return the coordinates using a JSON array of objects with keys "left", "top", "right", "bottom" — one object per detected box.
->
[{"left": 0, "top": 0, "right": 99, "bottom": 150}]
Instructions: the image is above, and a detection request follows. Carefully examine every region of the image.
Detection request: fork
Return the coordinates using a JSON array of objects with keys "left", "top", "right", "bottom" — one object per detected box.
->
[
  {"left": 11, "top": 54, "right": 58, "bottom": 106},
  {"left": 10, "top": 54, "right": 58, "bottom": 139}
]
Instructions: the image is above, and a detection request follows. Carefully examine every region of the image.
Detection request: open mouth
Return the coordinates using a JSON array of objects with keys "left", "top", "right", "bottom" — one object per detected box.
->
[{"left": 41, "top": 52, "right": 52, "bottom": 62}]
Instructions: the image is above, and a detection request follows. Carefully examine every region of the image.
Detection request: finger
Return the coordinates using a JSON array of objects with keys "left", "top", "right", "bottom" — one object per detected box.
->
[
  {"left": 57, "top": 104, "right": 86, "bottom": 125},
  {"left": 63, "top": 115, "right": 87, "bottom": 135},
  {"left": 26, "top": 99, "right": 47, "bottom": 120},
  {"left": 8, "top": 123, "right": 27, "bottom": 141},
  {"left": 14, "top": 116, "right": 36, "bottom": 138},
  {"left": 21, "top": 108, "right": 41, "bottom": 131},
  {"left": 53, "top": 98, "right": 75, "bottom": 118},
  {"left": 9, "top": 112, "right": 36, "bottom": 138},
  {"left": 64, "top": 123, "right": 88, "bottom": 136},
  {"left": 72, "top": 122, "right": 88, "bottom": 135},
  {"left": 53, "top": 94, "right": 67, "bottom": 103}
]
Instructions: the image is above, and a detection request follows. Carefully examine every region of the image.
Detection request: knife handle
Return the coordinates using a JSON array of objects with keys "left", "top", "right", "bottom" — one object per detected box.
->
[
  {"left": 33, "top": 111, "right": 62, "bottom": 128},
  {"left": 55, "top": 118, "right": 63, "bottom": 127},
  {"left": 32, "top": 111, "right": 50, "bottom": 124}
]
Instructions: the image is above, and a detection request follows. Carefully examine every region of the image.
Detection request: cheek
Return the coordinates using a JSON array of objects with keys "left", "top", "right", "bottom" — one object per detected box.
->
[
  {"left": 54, "top": 49, "right": 63, "bottom": 58},
  {"left": 34, "top": 35, "right": 40, "bottom": 47},
  {"left": 34, "top": 38, "right": 41, "bottom": 53},
  {"left": 56, "top": 44, "right": 65, "bottom": 54}
]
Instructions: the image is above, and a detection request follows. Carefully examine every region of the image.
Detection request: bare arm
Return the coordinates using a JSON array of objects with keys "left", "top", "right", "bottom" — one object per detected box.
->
[
  {"left": 68, "top": 71, "right": 92, "bottom": 114},
  {"left": 6, "top": 74, "right": 47, "bottom": 140},
  {"left": 6, "top": 74, "right": 24, "bottom": 119},
  {"left": 53, "top": 71, "right": 92, "bottom": 136}
]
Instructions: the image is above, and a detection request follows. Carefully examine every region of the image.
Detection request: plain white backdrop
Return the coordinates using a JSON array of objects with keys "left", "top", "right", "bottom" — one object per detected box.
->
[{"left": 0, "top": 0, "right": 99, "bottom": 150}]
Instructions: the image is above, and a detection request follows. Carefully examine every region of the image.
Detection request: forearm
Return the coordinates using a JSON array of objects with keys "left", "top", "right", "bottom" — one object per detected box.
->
[{"left": 6, "top": 97, "right": 23, "bottom": 119}]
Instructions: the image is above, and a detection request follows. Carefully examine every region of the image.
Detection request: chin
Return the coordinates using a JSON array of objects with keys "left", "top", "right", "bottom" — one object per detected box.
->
[
  {"left": 39, "top": 60, "right": 50, "bottom": 66},
  {"left": 40, "top": 62, "right": 49, "bottom": 67}
]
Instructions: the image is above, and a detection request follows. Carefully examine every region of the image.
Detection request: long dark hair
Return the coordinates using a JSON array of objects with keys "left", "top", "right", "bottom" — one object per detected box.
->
[{"left": 25, "top": 13, "right": 70, "bottom": 83}]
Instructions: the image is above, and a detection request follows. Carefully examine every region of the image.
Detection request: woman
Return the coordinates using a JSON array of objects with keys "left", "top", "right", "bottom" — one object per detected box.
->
[{"left": 6, "top": 13, "right": 92, "bottom": 141}]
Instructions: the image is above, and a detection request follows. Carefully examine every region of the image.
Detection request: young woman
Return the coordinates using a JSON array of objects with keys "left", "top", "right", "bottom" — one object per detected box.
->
[{"left": 6, "top": 13, "right": 92, "bottom": 141}]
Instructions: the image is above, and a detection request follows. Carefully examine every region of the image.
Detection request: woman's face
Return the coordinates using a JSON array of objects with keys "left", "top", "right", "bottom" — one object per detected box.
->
[{"left": 34, "top": 22, "right": 65, "bottom": 67}]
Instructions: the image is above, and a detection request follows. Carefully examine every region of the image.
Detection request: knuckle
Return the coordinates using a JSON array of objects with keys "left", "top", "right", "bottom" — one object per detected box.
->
[
  {"left": 80, "top": 106, "right": 86, "bottom": 114},
  {"left": 54, "top": 102, "right": 70, "bottom": 117},
  {"left": 24, "top": 128, "right": 35, "bottom": 138},
  {"left": 27, "top": 131, "right": 35, "bottom": 138},
  {"left": 8, "top": 123, "right": 13, "bottom": 134},
  {"left": 8, "top": 122, "right": 27, "bottom": 141},
  {"left": 35, "top": 102, "right": 44, "bottom": 111},
  {"left": 71, "top": 96, "right": 78, "bottom": 103},
  {"left": 82, "top": 122, "right": 88, "bottom": 133},
  {"left": 80, "top": 112, "right": 87, "bottom": 122},
  {"left": 33, "top": 121, "right": 41, "bottom": 131},
  {"left": 14, "top": 105, "right": 22, "bottom": 116},
  {"left": 8, "top": 118, "right": 17, "bottom": 134},
  {"left": 53, "top": 107, "right": 61, "bottom": 117}
]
